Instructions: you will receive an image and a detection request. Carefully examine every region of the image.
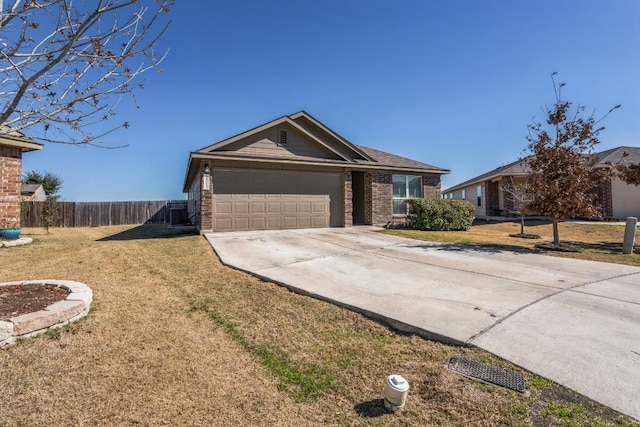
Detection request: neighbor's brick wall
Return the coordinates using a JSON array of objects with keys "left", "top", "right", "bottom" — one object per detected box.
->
[
  {"left": 487, "top": 180, "right": 499, "bottom": 216},
  {"left": 502, "top": 176, "right": 515, "bottom": 216},
  {"left": 594, "top": 178, "right": 613, "bottom": 218},
  {"left": 0, "top": 145, "right": 22, "bottom": 226},
  {"left": 343, "top": 169, "right": 353, "bottom": 227}
]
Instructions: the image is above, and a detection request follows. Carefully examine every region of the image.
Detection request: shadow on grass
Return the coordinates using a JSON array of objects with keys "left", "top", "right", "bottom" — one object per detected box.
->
[
  {"left": 563, "top": 241, "right": 639, "bottom": 255},
  {"left": 471, "top": 218, "right": 552, "bottom": 227},
  {"left": 410, "top": 242, "right": 539, "bottom": 256},
  {"left": 354, "top": 399, "right": 388, "bottom": 418},
  {"left": 97, "top": 224, "right": 198, "bottom": 241}
]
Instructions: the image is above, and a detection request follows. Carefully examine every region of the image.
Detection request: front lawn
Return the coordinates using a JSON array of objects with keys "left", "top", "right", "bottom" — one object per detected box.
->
[
  {"left": 0, "top": 225, "right": 638, "bottom": 426},
  {"left": 384, "top": 219, "right": 640, "bottom": 266}
]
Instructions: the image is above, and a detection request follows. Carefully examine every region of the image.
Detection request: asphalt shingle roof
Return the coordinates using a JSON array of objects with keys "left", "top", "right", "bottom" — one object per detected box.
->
[
  {"left": 354, "top": 144, "right": 449, "bottom": 173},
  {"left": 445, "top": 146, "right": 640, "bottom": 192}
]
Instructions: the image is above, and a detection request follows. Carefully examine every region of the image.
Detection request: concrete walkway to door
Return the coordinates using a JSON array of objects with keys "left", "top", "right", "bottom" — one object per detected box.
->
[{"left": 205, "top": 227, "right": 640, "bottom": 420}]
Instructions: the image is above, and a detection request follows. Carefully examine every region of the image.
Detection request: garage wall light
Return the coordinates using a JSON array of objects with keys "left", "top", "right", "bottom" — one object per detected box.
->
[{"left": 203, "top": 163, "right": 211, "bottom": 174}]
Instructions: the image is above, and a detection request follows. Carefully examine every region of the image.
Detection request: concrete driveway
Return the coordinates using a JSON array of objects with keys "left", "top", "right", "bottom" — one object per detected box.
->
[{"left": 205, "top": 227, "right": 640, "bottom": 420}]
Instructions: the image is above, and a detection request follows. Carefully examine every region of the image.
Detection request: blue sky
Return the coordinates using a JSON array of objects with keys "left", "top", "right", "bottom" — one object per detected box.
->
[{"left": 22, "top": 0, "right": 640, "bottom": 201}]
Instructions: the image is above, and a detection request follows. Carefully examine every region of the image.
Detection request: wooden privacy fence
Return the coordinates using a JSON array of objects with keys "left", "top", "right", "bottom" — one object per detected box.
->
[{"left": 21, "top": 200, "right": 188, "bottom": 228}]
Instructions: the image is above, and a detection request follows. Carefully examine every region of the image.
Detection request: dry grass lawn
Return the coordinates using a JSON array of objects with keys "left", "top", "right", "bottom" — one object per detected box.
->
[
  {"left": 1, "top": 224, "right": 638, "bottom": 426},
  {"left": 384, "top": 219, "right": 640, "bottom": 266}
]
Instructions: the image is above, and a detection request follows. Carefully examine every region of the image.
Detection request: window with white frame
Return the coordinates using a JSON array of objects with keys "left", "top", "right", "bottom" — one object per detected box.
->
[
  {"left": 461, "top": 189, "right": 466, "bottom": 200},
  {"left": 393, "top": 174, "right": 423, "bottom": 214},
  {"left": 476, "top": 185, "right": 482, "bottom": 207}
]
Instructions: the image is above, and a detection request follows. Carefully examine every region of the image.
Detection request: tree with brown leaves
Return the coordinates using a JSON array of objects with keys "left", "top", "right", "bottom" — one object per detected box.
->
[
  {"left": 525, "top": 73, "right": 620, "bottom": 246},
  {"left": 0, "top": 0, "right": 172, "bottom": 147},
  {"left": 615, "top": 154, "right": 640, "bottom": 186}
]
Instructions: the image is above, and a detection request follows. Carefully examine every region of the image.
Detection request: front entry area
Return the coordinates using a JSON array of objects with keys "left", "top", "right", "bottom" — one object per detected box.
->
[{"left": 212, "top": 169, "right": 343, "bottom": 231}]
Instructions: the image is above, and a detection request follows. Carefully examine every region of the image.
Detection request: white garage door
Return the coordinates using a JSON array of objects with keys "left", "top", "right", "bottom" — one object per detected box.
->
[{"left": 213, "top": 169, "right": 343, "bottom": 231}]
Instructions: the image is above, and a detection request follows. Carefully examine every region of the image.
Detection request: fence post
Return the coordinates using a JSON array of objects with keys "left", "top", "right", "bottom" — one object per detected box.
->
[{"left": 622, "top": 217, "right": 637, "bottom": 255}]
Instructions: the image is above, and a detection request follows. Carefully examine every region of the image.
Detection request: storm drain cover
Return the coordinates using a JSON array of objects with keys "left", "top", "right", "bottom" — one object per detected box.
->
[{"left": 446, "top": 356, "right": 527, "bottom": 393}]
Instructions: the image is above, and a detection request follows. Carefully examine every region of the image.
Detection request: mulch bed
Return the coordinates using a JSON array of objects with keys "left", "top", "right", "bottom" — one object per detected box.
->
[
  {"left": 509, "top": 233, "right": 541, "bottom": 239},
  {"left": 535, "top": 242, "right": 583, "bottom": 253},
  {"left": 0, "top": 284, "right": 70, "bottom": 321}
]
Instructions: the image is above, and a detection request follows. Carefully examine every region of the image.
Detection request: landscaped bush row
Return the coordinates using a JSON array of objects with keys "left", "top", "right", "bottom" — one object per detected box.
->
[{"left": 405, "top": 199, "right": 476, "bottom": 231}]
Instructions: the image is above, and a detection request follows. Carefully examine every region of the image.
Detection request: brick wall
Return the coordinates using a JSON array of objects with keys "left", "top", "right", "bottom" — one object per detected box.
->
[
  {"left": 199, "top": 166, "right": 213, "bottom": 232},
  {"left": 0, "top": 145, "right": 22, "bottom": 227},
  {"left": 364, "top": 172, "right": 373, "bottom": 225},
  {"left": 487, "top": 180, "right": 499, "bottom": 216},
  {"left": 422, "top": 173, "right": 441, "bottom": 199},
  {"left": 594, "top": 179, "right": 613, "bottom": 217},
  {"left": 363, "top": 170, "right": 444, "bottom": 226},
  {"left": 369, "top": 171, "right": 393, "bottom": 225},
  {"left": 343, "top": 168, "right": 353, "bottom": 226},
  {"left": 502, "top": 176, "right": 515, "bottom": 216}
]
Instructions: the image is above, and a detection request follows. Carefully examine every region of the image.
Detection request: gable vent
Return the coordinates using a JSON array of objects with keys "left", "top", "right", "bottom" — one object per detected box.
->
[{"left": 278, "top": 129, "right": 288, "bottom": 145}]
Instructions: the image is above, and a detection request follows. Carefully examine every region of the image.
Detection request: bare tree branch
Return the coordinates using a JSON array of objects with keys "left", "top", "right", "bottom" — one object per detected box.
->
[{"left": 0, "top": 0, "right": 172, "bottom": 146}]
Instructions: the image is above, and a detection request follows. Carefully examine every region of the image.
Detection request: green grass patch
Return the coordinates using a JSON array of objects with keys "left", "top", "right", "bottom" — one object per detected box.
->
[
  {"left": 528, "top": 374, "right": 555, "bottom": 389},
  {"left": 190, "top": 299, "right": 335, "bottom": 402}
]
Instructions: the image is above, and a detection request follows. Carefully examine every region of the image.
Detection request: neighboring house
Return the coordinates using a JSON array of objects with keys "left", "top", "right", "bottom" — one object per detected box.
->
[
  {"left": 183, "top": 111, "right": 449, "bottom": 233},
  {"left": 444, "top": 146, "right": 640, "bottom": 219},
  {"left": 0, "top": 130, "right": 42, "bottom": 226},
  {"left": 21, "top": 183, "right": 46, "bottom": 201}
]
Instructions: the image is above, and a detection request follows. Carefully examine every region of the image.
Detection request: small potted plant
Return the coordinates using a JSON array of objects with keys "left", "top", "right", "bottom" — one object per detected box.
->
[{"left": 0, "top": 217, "right": 21, "bottom": 240}]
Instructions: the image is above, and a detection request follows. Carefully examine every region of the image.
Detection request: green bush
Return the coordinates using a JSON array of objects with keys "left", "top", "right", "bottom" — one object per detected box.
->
[{"left": 405, "top": 199, "right": 476, "bottom": 231}]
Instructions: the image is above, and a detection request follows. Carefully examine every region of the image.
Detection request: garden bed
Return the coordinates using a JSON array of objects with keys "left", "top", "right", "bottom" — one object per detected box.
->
[{"left": 0, "top": 280, "right": 92, "bottom": 347}]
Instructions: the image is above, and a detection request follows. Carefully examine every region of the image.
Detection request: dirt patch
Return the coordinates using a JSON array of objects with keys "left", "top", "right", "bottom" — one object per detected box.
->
[{"left": 0, "top": 284, "right": 70, "bottom": 321}]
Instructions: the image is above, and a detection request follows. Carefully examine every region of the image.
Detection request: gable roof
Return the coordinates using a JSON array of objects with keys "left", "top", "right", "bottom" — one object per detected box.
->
[
  {"left": 0, "top": 128, "right": 42, "bottom": 152},
  {"left": 183, "top": 112, "right": 449, "bottom": 191},
  {"left": 354, "top": 144, "right": 447, "bottom": 171},
  {"left": 195, "top": 113, "right": 356, "bottom": 162},
  {"left": 445, "top": 146, "right": 640, "bottom": 193},
  {"left": 21, "top": 183, "right": 43, "bottom": 195},
  {"left": 445, "top": 157, "right": 531, "bottom": 192},
  {"left": 594, "top": 146, "right": 640, "bottom": 165}
]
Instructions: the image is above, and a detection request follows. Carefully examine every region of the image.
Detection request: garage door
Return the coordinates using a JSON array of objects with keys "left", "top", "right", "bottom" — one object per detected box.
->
[{"left": 213, "top": 169, "right": 343, "bottom": 231}]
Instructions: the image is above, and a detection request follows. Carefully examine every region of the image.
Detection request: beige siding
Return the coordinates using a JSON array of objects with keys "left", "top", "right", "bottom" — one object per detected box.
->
[
  {"left": 292, "top": 116, "right": 367, "bottom": 161},
  {"left": 212, "top": 169, "right": 343, "bottom": 231},
  {"left": 219, "top": 127, "right": 341, "bottom": 160},
  {"left": 451, "top": 184, "right": 485, "bottom": 216},
  {"left": 611, "top": 177, "right": 640, "bottom": 219}
]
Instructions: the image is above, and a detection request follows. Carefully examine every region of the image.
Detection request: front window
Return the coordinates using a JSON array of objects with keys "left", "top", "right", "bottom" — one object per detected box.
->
[
  {"left": 477, "top": 185, "right": 482, "bottom": 207},
  {"left": 393, "top": 175, "right": 423, "bottom": 214}
]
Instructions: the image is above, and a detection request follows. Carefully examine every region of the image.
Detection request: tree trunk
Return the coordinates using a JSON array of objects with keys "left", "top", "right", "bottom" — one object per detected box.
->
[
  {"left": 520, "top": 214, "right": 525, "bottom": 235},
  {"left": 552, "top": 219, "right": 560, "bottom": 245}
]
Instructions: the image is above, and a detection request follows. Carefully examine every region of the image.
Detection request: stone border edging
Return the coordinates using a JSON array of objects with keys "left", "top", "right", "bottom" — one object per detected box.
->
[
  {"left": 0, "top": 280, "right": 93, "bottom": 348},
  {"left": 0, "top": 237, "right": 33, "bottom": 248}
]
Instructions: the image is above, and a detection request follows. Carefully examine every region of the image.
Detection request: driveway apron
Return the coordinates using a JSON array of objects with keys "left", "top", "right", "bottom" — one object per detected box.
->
[{"left": 205, "top": 227, "right": 640, "bottom": 420}]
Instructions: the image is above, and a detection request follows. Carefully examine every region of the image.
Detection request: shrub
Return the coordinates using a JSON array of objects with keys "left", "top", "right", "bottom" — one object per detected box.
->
[{"left": 405, "top": 199, "right": 475, "bottom": 231}]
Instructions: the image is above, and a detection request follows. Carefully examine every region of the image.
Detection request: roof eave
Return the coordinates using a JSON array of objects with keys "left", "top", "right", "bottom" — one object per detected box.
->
[
  {"left": 0, "top": 135, "right": 43, "bottom": 152},
  {"left": 445, "top": 171, "right": 529, "bottom": 192},
  {"left": 189, "top": 152, "right": 449, "bottom": 175}
]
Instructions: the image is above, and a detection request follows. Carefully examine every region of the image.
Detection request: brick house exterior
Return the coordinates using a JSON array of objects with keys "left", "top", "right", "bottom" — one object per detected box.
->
[
  {"left": 444, "top": 146, "right": 640, "bottom": 219},
  {"left": 0, "top": 133, "right": 42, "bottom": 228},
  {"left": 184, "top": 112, "right": 448, "bottom": 233}
]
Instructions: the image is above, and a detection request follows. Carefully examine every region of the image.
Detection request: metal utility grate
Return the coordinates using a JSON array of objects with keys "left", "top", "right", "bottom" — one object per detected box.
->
[{"left": 446, "top": 356, "right": 527, "bottom": 393}]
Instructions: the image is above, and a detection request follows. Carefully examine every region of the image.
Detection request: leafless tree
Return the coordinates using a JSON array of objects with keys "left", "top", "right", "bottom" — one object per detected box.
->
[
  {"left": 525, "top": 73, "right": 619, "bottom": 246},
  {"left": 502, "top": 176, "right": 533, "bottom": 236},
  {"left": 0, "top": 0, "right": 172, "bottom": 147}
]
